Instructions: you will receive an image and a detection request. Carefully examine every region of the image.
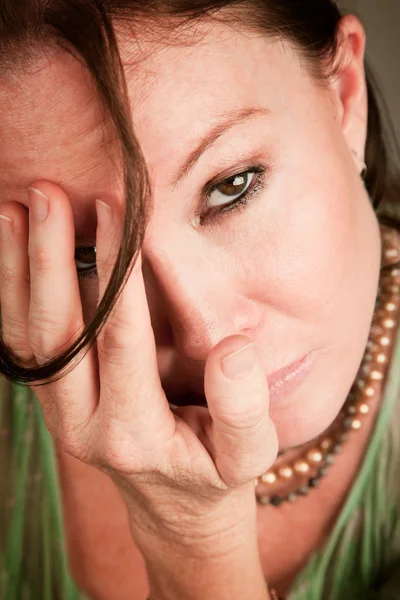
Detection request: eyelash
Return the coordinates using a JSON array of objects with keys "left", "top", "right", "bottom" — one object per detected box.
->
[
  {"left": 76, "top": 164, "right": 267, "bottom": 281},
  {"left": 201, "top": 164, "right": 265, "bottom": 224}
]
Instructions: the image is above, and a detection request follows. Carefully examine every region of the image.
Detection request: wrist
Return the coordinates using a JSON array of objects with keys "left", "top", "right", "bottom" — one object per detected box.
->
[
  {"left": 123, "top": 486, "right": 268, "bottom": 600},
  {"left": 122, "top": 480, "right": 259, "bottom": 557},
  {"left": 144, "top": 547, "right": 269, "bottom": 600},
  {"left": 146, "top": 587, "right": 278, "bottom": 600}
]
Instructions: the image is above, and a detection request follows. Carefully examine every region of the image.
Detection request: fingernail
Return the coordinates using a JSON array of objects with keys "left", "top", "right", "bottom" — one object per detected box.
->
[
  {"left": 96, "top": 199, "right": 113, "bottom": 234},
  {"left": 28, "top": 187, "right": 49, "bottom": 223},
  {"left": 221, "top": 343, "right": 257, "bottom": 380},
  {"left": 0, "top": 214, "right": 14, "bottom": 242}
]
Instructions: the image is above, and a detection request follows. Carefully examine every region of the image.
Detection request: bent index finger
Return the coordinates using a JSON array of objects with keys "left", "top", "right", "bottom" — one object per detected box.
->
[{"left": 95, "top": 199, "right": 173, "bottom": 439}]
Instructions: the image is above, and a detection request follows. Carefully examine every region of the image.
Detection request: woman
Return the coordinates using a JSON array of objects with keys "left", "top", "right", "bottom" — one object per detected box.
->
[{"left": 0, "top": 0, "right": 400, "bottom": 598}]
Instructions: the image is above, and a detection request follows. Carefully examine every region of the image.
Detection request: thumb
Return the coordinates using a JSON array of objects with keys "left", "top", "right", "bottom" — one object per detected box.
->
[{"left": 204, "top": 335, "right": 279, "bottom": 488}]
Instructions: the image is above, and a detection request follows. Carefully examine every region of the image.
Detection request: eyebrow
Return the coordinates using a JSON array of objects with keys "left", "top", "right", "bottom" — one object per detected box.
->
[{"left": 171, "top": 107, "right": 270, "bottom": 190}]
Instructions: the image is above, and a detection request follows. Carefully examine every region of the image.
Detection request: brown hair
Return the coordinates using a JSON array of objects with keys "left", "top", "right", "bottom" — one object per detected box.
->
[{"left": 0, "top": 0, "right": 399, "bottom": 385}]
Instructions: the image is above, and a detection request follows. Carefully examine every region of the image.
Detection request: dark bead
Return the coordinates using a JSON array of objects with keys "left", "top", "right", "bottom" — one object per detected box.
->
[
  {"left": 298, "top": 485, "right": 310, "bottom": 496},
  {"left": 325, "top": 453, "right": 335, "bottom": 465},
  {"left": 309, "top": 477, "right": 320, "bottom": 488},
  {"left": 318, "top": 466, "right": 329, "bottom": 477},
  {"left": 338, "top": 432, "right": 350, "bottom": 443},
  {"left": 343, "top": 417, "right": 353, "bottom": 431},
  {"left": 332, "top": 443, "right": 342, "bottom": 454},
  {"left": 270, "top": 496, "right": 283, "bottom": 507},
  {"left": 346, "top": 405, "right": 357, "bottom": 415},
  {"left": 287, "top": 493, "right": 297, "bottom": 503}
]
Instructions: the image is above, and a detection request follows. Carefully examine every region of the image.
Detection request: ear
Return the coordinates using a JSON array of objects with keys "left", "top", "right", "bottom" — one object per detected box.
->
[{"left": 330, "top": 14, "right": 368, "bottom": 173}]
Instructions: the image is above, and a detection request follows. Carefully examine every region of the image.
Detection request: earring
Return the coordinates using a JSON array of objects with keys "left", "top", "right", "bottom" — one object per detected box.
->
[
  {"left": 361, "top": 161, "right": 368, "bottom": 180},
  {"left": 351, "top": 148, "right": 367, "bottom": 180}
]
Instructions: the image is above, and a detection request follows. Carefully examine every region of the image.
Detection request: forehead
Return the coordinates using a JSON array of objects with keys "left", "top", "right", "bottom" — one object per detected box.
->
[
  {"left": 125, "top": 24, "right": 302, "bottom": 175},
  {"left": 0, "top": 50, "right": 121, "bottom": 230},
  {"left": 0, "top": 19, "right": 312, "bottom": 224}
]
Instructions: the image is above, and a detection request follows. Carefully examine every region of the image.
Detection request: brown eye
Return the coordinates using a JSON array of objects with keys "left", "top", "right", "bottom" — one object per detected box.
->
[
  {"left": 208, "top": 171, "right": 256, "bottom": 209},
  {"left": 75, "top": 247, "right": 97, "bottom": 275}
]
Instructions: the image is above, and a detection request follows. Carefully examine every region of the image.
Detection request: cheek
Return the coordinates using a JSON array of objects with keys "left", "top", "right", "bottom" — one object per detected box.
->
[{"left": 230, "top": 166, "right": 380, "bottom": 342}]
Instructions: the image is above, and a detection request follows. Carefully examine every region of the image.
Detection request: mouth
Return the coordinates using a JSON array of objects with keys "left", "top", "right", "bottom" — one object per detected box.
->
[
  {"left": 166, "top": 351, "right": 316, "bottom": 409},
  {"left": 267, "top": 351, "right": 316, "bottom": 405}
]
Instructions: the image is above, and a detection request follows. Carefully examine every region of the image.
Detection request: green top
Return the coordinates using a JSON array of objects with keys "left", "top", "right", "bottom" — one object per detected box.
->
[{"left": 1, "top": 323, "right": 400, "bottom": 600}]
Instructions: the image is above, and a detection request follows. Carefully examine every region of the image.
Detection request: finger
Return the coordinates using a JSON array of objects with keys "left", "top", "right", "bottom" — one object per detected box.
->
[
  {"left": 27, "top": 182, "right": 98, "bottom": 439},
  {"left": 94, "top": 199, "right": 174, "bottom": 443},
  {"left": 0, "top": 202, "right": 32, "bottom": 364},
  {"left": 204, "top": 335, "right": 278, "bottom": 487}
]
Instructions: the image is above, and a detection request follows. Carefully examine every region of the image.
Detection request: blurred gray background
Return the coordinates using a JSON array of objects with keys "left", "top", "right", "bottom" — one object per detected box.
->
[{"left": 342, "top": 0, "right": 400, "bottom": 145}]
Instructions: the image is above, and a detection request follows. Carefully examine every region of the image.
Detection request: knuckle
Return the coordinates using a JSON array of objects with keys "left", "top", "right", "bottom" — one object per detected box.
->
[
  {"left": 0, "top": 262, "right": 17, "bottom": 284},
  {"left": 98, "top": 445, "right": 139, "bottom": 474},
  {"left": 97, "top": 316, "right": 136, "bottom": 359},
  {"left": 215, "top": 419, "right": 277, "bottom": 487},
  {"left": 94, "top": 424, "right": 143, "bottom": 474},
  {"left": 28, "top": 245, "right": 54, "bottom": 272},
  {"left": 101, "top": 441, "right": 139, "bottom": 474},
  {"left": 216, "top": 404, "right": 266, "bottom": 432},
  {"left": 29, "top": 309, "right": 60, "bottom": 337},
  {"left": 28, "top": 311, "right": 82, "bottom": 360},
  {"left": 98, "top": 325, "right": 128, "bottom": 355},
  {"left": 217, "top": 454, "right": 260, "bottom": 488},
  {"left": 4, "top": 337, "right": 33, "bottom": 364},
  {"left": 2, "top": 326, "right": 33, "bottom": 365}
]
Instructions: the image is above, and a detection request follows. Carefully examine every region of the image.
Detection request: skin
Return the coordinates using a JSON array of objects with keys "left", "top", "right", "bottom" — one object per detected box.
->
[{"left": 0, "top": 11, "right": 385, "bottom": 599}]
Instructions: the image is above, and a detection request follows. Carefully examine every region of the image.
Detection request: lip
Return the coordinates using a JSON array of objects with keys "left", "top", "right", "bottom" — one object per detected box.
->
[{"left": 267, "top": 351, "right": 316, "bottom": 405}]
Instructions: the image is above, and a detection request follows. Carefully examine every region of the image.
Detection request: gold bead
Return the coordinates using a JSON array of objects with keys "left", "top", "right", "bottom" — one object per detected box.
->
[
  {"left": 351, "top": 419, "right": 362, "bottom": 430},
  {"left": 363, "top": 386, "right": 376, "bottom": 398},
  {"left": 375, "top": 352, "right": 387, "bottom": 364},
  {"left": 391, "top": 268, "right": 400, "bottom": 277},
  {"left": 385, "top": 248, "right": 399, "bottom": 261},
  {"left": 307, "top": 449, "right": 323, "bottom": 464},
  {"left": 370, "top": 370, "right": 383, "bottom": 381},
  {"left": 384, "top": 302, "right": 398, "bottom": 312},
  {"left": 387, "top": 285, "right": 400, "bottom": 295},
  {"left": 293, "top": 460, "right": 310, "bottom": 474},
  {"left": 261, "top": 471, "right": 277, "bottom": 485},
  {"left": 357, "top": 402, "right": 370, "bottom": 415},
  {"left": 278, "top": 466, "right": 294, "bottom": 479},
  {"left": 382, "top": 318, "right": 396, "bottom": 329},
  {"left": 320, "top": 437, "right": 333, "bottom": 450}
]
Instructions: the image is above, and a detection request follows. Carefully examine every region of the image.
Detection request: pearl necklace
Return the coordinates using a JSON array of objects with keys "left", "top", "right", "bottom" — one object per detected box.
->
[{"left": 255, "top": 224, "right": 400, "bottom": 507}]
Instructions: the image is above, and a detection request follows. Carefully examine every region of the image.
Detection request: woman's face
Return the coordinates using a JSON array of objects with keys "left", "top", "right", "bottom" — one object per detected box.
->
[{"left": 0, "top": 14, "right": 381, "bottom": 450}]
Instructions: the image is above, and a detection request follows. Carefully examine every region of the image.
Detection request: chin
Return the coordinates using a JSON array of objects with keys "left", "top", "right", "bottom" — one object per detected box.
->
[{"left": 270, "top": 358, "right": 359, "bottom": 451}]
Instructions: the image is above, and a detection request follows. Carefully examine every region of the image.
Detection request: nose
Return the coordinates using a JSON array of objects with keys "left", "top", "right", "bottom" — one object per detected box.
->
[{"left": 141, "top": 240, "right": 260, "bottom": 363}]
